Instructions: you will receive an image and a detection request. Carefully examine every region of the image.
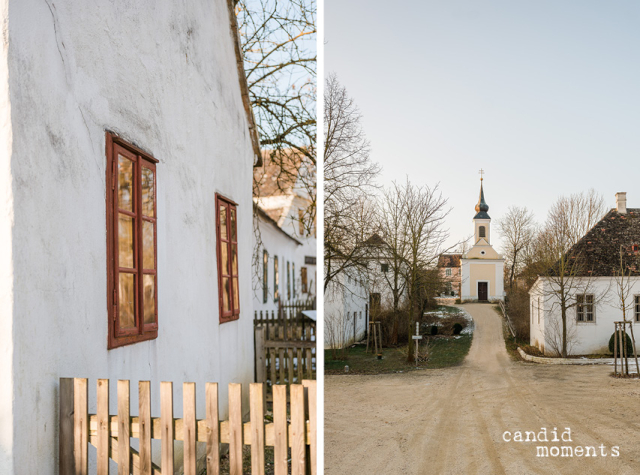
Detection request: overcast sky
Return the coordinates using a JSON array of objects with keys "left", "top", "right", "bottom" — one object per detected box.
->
[{"left": 326, "top": 0, "right": 640, "bottom": 252}]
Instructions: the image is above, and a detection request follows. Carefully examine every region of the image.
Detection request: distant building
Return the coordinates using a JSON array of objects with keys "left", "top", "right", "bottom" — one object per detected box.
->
[
  {"left": 530, "top": 192, "right": 640, "bottom": 355},
  {"left": 437, "top": 253, "right": 462, "bottom": 297},
  {"left": 460, "top": 179, "right": 505, "bottom": 301}
]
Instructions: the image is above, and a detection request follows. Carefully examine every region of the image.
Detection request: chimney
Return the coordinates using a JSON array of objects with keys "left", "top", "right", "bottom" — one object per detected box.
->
[{"left": 616, "top": 192, "right": 627, "bottom": 214}]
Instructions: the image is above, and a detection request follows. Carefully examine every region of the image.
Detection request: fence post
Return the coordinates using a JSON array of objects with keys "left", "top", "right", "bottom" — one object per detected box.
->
[
  {"left": 303, "top": 380, "right": 317, "bottom": 475},
  {"left": 74, "top": 378, "right": 88, "bottom": 475},
  {"left": 290, "top": 384, "right": 306, "bottom": 475},
  {"left": 255, "top": 325, "right": 267, "bottom": 384},
  {"left": 59, "top": 378, "right": 75, "bottom": 475}
]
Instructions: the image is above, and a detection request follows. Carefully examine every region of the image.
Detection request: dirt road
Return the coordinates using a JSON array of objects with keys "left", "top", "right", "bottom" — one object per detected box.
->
[{"left": 325, "top": 303, "right": 640, "bottom": 474}]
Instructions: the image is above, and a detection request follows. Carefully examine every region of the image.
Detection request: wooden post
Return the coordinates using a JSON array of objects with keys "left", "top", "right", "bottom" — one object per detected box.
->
[
  {"left": 59, "top": 378, "right": 75, "bottom": 475},
  {"left": 96, "top": 379, "right": 109, "bottom": 475},
  {"left": 255, "top": 325, "right": 267, "bottom": 383},
  {"left": 183, "top": 382, "right": 197, "bottom": 475},
  {"left": 206, "top": 382, "right": 220, "bottom": 475},
  {"left": 303, "top": 381, "right": 317, "bottom": 475},
  {"left": 250, "top": 383, "right": 266, "bottom": 475},
  {"left": 273, "top": 385, "right": 288, "bottom": 475},
  {"left": 160, "top": 382, "right": 174, "bottom": 474},
  {"left": 290, "top": 384, "right": 306, "bottom": 475},
  {"left": 229, "top": 383, "right": 243, "bottom": 475},
  {"left": 139, "top": 381, "right": 152, "bottom": 475},
  {"left": 73, "top": 378, "right": 88, "bottom": 475},
  {"left": 117, "top": 380, "right": 130, "bottom": 475},
  {"left": 614, "top": 323, "right": 619, "bottom": 376}
]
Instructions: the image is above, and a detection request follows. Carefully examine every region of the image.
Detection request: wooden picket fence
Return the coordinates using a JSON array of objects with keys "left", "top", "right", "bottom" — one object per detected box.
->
[
  {"left": 254, "top": 303, "right": 316, "bottom": 400},
  {"left": 59, "top": 378, "right": 317, "bottom": 475}
]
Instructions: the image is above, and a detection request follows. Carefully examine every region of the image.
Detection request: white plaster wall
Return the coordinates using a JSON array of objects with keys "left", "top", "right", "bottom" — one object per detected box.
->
[
  {"left": 0, "top": 0, "right": 13, "bottom": 471},
  {"left": 253, "top": 216, "right": 301, "bottom": 315},
  {"left": 324, "top": 273, "right": 368, "bottom": 348},
  {"left": 6, "top": 0, "right": 254, "bottom": 471},
  {"left": 533, "top": 277, "right": 640, "bottom": 355},
  {"left": 529, "top": 279, "right": 546, "bottom": 351}
]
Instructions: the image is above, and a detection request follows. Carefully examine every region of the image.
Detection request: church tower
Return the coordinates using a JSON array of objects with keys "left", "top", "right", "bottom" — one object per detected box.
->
[{"left": 460, "top": 173, "right": 505, "bottom": 301}]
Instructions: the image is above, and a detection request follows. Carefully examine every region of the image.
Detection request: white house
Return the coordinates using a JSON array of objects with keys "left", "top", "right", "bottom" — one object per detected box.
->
[
  {"left": 460, "top": 179, "right": 505, "bottom": 301},
  {"left": 0, "top": 1, "right": 259, "bottom": 471},
  {"left": 324, "top": 271, "right": 369, "bottom": 349},
  {"left": 530, "top": 192, "right": 640, "bottom": 356},
  {"left": 253, "top": 150, "right": 317, "bottom": 308},
  {"left": 253, "top": 205, "right": 303, "bottom": 315}
]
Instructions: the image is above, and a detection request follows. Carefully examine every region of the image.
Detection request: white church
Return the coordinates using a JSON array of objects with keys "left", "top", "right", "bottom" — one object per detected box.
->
[{"left": 460, "top": 178, "right": 505, "bottom": 302}]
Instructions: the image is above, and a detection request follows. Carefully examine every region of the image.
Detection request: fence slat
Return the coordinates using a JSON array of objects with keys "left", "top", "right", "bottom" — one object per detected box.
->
[
  {"left": 273, "top": 385, "right": 288, "bottom": 475},
  {"left": 206, "top": 382, "right": 220, "bottom": 475},
  {"left": 97, "top": 379, "right": 109, "bottom": 475},
  {"left": 160, "top": 382, "right": 174, "bottom": 473},
  {"left": 229, "top": 383, "right": 243, "bottom": 475},
  {"left": 74, "top": 378, "right": 88, "bottom": 475},
  {"left": 303, "top": 381, "right": 317, "bottom": 475},
  {"left": 291, "top": 384, "right": 306, "bottom": 475},
  {"left": 139, "top": 381, "right": 152, "bottom": 475},
  {"left": 250, "top": 383, "right": 266, "bottom": 475},
  {"left": 117, "top": 380, "right": 131, "bottom": 475},
  {"left": 278, "top": 325, "right": 285, "bottom": 384},
  {"left": 270, "top": 347, "right": 277, "bottom": 387},
  {"left": 60, "top": 378, "right": 75, "bottom": 475},
  {"left": 183, "top": 382, "right": 197, "bottom": 475}
]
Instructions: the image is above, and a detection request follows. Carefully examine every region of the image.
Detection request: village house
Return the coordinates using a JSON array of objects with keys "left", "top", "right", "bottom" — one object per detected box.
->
[
  {"left": 253, "top": 150, "right": 317, "bottom": 313},
  {"left": 530, "top": 192, "right": 640, "bottom": 355},
  {"left": 0, "top": 1, "right": 261, "bottom": 471},
  {"left": 460, "top": 178, "right": 505, "bottom": 302},
  {"left": 437, "top": 253, "right": 462, "bottom": 297},
  {"left": 324, "top": 270, "right": 369, "bottom": 348}
]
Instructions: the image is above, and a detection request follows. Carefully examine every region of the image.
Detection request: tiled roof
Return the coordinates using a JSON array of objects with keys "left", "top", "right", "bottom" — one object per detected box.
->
[
  {"left": 552, "top": 208, "right": 640, "bottom": 276},
  {"left": 253, "top": 149, "right": 303, "bottom": 198},
  {"left": 438, "top": 254, "right": 462, "bottom": 267}
]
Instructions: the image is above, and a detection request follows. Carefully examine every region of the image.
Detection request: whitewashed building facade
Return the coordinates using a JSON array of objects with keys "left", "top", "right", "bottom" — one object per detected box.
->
[{"left": 0, "top": 0, "right": 259, "bottom": 471}]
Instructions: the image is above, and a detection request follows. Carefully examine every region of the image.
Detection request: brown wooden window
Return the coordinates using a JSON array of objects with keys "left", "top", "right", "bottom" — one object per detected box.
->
[
  {"left": 106, "top": 133, "right": 158, "bottom": 349},
  {"left": 292, "top": 263, "right": 296, "bottom": 299},
  {"left": 287, "top": 261, "right": 291, "bottom": 300},
  {"left": 634, "top": 295, "right": 640, "bottom": 323},
  {"left": 274, "top": 256, "right": 279, "bottom": 302},
  {"left": 216, "top": 195, "right": 240, "bottom": 323},
  {"left": 263, "top": 250, "right": 269, "bottom": 304},
  {"left": 301, "top": 267, "right": 308, "bottom": 293}
]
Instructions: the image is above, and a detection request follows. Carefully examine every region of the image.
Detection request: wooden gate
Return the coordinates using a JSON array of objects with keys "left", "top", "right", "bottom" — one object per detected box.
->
[{"left": 59, "top": 377, "right": 316, "bottom": 475}]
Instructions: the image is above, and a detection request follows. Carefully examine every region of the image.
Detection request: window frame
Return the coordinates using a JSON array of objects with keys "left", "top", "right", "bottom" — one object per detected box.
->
[
  {"left": 479, "top": 226, "right": 486, "bottom": 238},
  {"left": 301, "top": 266, "right": 308, "bottom": 293},
  {"left": 634, "top": 295, "right": 640, "bottom": 323},
  {"left": 287, "top": 261, "right": 291, "bottom": 300},
  {"left": 274, "top": 256, "right": 279, "bottom": 302},
  {"left": 263, "top": 250, "right": 268, "bottom": 304},
  {"left": 216, "top": 194, "right": 240, "bottom": 323},
  {"left": 106, "top": 132, "right": 159, "bottom": 349},
  {"left": 576, "top": 294, "right": 595, "bottom": 323}
]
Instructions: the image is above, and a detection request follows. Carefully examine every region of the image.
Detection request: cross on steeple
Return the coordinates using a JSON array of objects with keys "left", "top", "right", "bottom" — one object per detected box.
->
[{"left": 479, "top": 169, "right": 485, "bottom": 181}]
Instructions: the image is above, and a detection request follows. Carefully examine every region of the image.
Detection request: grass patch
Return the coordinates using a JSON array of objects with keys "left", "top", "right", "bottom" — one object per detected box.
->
[
  {"left": 325, "top": 334, "right": 473, "bottom": 375},
  {"left": 502, "top": 318, "right": 528, "bottom": 361}
]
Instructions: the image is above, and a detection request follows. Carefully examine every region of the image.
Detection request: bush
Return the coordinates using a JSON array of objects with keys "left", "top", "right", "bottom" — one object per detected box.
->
[
  {"left": 609, "top": 332, "right": 634, "bottom": 355},
  {"left": 430, "top": 325, "right": 438, "bottom": 336},
  {"left": 453, "top": 323, "right": 463, "bottom": 335}
]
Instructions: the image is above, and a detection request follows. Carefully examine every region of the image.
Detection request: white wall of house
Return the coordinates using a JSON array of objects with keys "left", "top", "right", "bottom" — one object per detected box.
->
[
  {"left": 324, "top": 273, "right": 368, "bottom": 348},
  {"left": 1, "top": 1, "right": 255, "bottom": 471},
  {"left": 253, "top": 215, "right": 302, "bottom": 315},
  {"left": 530, "top": 277, "right": 640, "bottom": 355}
]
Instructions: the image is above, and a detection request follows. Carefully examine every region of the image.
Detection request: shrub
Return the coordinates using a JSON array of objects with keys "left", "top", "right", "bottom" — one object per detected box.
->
[
  {"left": 453, "top": 323, "right": 463, "bottom": 335},
  {"left": 609, "top": 332, "right": 634, "bottom": 355},
  {"left": 430, "top": 325, "right": 438, "bottom": 336}
]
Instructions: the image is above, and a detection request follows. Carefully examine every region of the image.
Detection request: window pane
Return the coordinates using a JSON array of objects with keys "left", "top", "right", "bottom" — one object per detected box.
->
[
  {"left": 143, "top": 220, "right": 155, "bottom": 269},
  {"left": 143, "top": 275, "right": 155, "bottom": 324},
  {"left": 118, "top": 155, "right": 134, "bottom": 211},
  {"left": 221, "top": 242, "right": 229, "bottom": 276},
  {"left": 142, "top": 167, "right": 155, "bottom": 217},
  {"left": 233, "top": 277, "right": 239, "bottom": 312},
  {"left": 222, "top": 277, "right": 231, "bottom": 313},
  {"left": 219, "top": 205, "right": 227, "bottom": 240},
  {"left": 230, "top": 207, "right": 237, "bottom": 241},
  {"left": 119, "top": 273, "right": 135, "bottom": 329},
  {"left": 231, "top": 244, "right": 238, "bottom": 275},
  {"left": 119, "top": 214, "right": 134, "bottom": 268}
]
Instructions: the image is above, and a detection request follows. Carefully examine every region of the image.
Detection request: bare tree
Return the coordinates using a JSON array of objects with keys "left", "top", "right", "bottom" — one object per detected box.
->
[
  {"left": 537, "top": 191, "right": 608, "bottom": 357},
  {"left": 324, "top": 74, "right": 381, "bottom": 292},
  {"left": 398, "top": 180, "right": 451, "bottom": 362},
  {"left": 612, "top": 245, "right": 640, "bottom": 374},
  {"left": 497, "top": 206, "right": 536, "bottom": 291}
]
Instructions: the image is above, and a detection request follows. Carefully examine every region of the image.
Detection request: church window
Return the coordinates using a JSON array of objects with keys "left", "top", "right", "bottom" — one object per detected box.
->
[
  {"left": 576, "top": 294, "right": 594, "bottom": 322},
  {"left": 479, "top": 226, "right": 486, "bottom": 238},
  {"left": 446, "top": 268, "right": 452, "bottom": 276}
]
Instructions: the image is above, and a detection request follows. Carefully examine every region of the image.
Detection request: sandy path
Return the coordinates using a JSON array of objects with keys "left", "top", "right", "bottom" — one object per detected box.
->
[{"left": 325, "top": 303, "right": 640, "bottom": 474}]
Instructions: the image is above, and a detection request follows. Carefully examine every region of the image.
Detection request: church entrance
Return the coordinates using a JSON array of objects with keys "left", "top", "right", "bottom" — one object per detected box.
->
[{"left": 478, "top": 282, "right": 488, "bottom": 301}]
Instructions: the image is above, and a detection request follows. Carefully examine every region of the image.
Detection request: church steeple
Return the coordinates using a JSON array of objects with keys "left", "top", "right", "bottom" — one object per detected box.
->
[{"left": 474, "top": 180, "right": 490, "bottom": 219}]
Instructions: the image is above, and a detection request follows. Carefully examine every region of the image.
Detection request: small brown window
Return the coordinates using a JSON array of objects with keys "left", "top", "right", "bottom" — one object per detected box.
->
[
  {"left": 216, "top": 194, "right": 240, "bottom": 323},
  {"left": 263, "top": 250, "right": 268, "bottom": 304},
  {"left": 479, "top": 226, "right": 486, "bottom": 238},
  {"left": 274, "top": 256, "right": 279, "bottom": 302},
  {"left": 301, "top": 267, "right": 308, "bottom": 293},
  {"left": 106, "top": 133, "right": 158, "bottom": 349}
]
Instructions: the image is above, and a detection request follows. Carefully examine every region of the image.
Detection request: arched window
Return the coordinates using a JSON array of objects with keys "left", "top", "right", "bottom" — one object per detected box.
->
[{"left": 479, "top": 226, "right": 486, "bottom": 238}]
